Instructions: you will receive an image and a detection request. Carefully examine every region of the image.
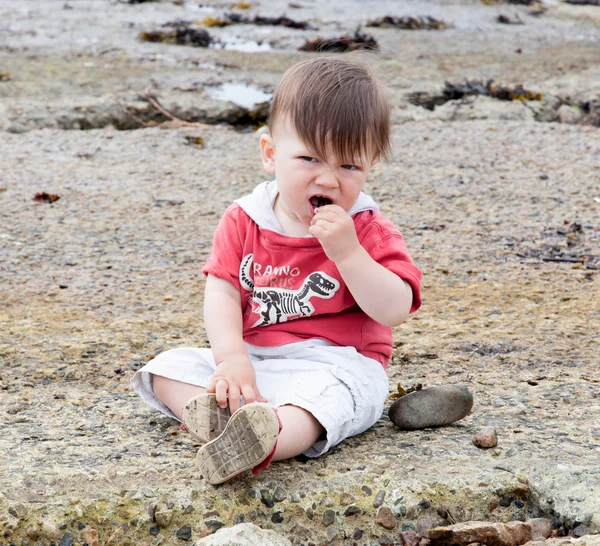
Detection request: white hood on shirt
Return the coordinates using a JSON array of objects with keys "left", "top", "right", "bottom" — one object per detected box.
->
[{"left": 235, "top": 180, "right": 379, "bottom": 236}]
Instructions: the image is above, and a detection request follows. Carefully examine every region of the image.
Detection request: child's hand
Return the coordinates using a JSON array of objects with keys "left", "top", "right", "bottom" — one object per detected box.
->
[
  {"left": 206, "top": 353, "right": 267, "bottom": 414},
  {"left": 309, "top": 205, "right": 361, "bottom": 263}
]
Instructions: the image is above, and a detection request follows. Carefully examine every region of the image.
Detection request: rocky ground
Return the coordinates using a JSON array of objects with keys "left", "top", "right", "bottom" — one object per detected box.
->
[{"left": 1, "top": 0, "right": 599, "bottom": 545}]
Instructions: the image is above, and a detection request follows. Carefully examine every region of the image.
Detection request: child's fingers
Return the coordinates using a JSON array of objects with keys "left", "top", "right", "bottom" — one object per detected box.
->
[
  {"left": 228, "top": 384, "right": 241, "bottom": 414},
  {"left": 241, "top": 385, "right": 257, "bottom": 405},
  {"left": 215, "top": 378, "right": 229, "bottom": 408}
]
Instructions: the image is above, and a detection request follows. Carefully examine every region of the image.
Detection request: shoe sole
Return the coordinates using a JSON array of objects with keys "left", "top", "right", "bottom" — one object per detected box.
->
[
  {"left": 196, "top": 403, "right": 279, "bottom": 485},
  {"left": 182, "top": 393, "right": 231, "bottom": 443}
]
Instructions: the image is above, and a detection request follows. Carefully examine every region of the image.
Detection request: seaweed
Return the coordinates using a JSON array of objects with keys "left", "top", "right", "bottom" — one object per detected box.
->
[
  {"left": 139, "top": 20, "right": 213, "bottom": 47},
  {"left": 580, "top": 99, "right": 600, "bottom": 127},
  {"left": 497, "top": 13, "right": 524, "bottom": 23},
  {"left": 203, "top": 13, "right": 316, "bottom": 29},
  {"left": 564, "top": 0, "right": 600, "bottom": 5},
  {"left": 407, "top": 79, "right": 543, "bottom": 110},
  {"left": 298, "top": 29, "right": 378, "bottom": 52},
  {"left": 34, "top": 192, "right": 60, "bottom": 204},
  {"left": 366, "top": 15, "right": 448, "bottom": 30}
]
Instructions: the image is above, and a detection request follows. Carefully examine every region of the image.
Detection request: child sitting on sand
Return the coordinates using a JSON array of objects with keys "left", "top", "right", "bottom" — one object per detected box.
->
[{"left": 131, "top": 55, "right": 422, "bottom": 484}]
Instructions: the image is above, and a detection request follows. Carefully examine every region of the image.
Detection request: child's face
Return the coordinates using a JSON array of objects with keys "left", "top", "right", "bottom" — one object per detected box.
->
[{"left": 260, "top": 118, "right": 378, "bottom": 230}]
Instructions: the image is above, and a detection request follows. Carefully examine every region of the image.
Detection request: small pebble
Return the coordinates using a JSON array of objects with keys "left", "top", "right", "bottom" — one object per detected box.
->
[
  {"left": 271, "top": 512, "right": 284, "bottom": 523},
  {"left": 376, "top": 507, "right": 396, "bottom": 530},
  {"left": 176, "top": 525, "right": 191, "bottom": 540},
  {"left": 339, "top": 492, "right": 356, "bottom": 506},
  {"left": 273, "top": 486, "right": 287, "bottom": 502},
  {"left": 59, "top": 533, "right": 74, "bottom": 546},
  {"left": 373, "top": 490, "right": 386, "bottom": 508},
  {"left": 344, "top": 506, "right": 360, "bottom": 517},
  {"left": 260, "top": 489, "right": 274, "bottom": 508},
  {"left": 322, "top": 509, "right": 335, "bottom": 527},
  {"left": 473, "top": 427, "right": 498, "bottom": 448}
]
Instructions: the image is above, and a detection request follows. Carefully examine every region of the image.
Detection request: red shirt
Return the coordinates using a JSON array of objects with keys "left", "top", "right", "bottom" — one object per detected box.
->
[{"left": 202, "top": 201, "right": 422, "bottom": 368}]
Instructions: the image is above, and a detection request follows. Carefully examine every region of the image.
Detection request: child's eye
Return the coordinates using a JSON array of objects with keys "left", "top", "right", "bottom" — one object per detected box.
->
[
  {"left": 341, "top": 164, "right": 358, "bottom": 171},
  {"left": 300, "top": 156, "right": 318, "bottom": 163}
]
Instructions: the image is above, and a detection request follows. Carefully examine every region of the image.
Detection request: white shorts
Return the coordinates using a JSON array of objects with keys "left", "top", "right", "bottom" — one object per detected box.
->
[{"left": 131, "top": 339, "right": 390, "bottom": 457}]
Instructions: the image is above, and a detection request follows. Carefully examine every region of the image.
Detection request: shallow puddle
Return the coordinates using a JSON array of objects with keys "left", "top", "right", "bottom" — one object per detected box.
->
[
  {"left": 213, "top": 38, "right": 272, "bottom": 53},
  {"left": 204, "top": 82, "right": 272, "bottom": 108}
]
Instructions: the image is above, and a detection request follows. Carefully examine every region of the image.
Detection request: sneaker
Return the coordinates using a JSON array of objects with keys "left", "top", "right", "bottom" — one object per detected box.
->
[
  {"left": 181, "top": 393, "right": 231, "bottom": 443},
  {"left": 196, "top": 402, "right": 279, "bottom": 485}
]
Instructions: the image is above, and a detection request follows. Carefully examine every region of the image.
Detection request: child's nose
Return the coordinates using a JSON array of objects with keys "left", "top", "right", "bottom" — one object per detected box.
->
[{"left": 315, "top": 169, "right": 338, "bottom": 188}]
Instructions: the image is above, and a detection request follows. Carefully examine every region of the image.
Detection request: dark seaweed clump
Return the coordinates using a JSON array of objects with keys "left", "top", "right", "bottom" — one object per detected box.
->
[
  {"left": 366, "top": 15, "right": 448, "bottom": 30},
  {"left": 407, "top": 80, "right": 543, "bottom": 110},
  {"left": 298, "top": 29, "right": 378, "bottom": 52},
  {"left": 139, "top": 20, "right": 213, "bottom": 47},
  {"left": 580, "top": 99, "right": 600, "bottom": 127},
  {"left": 497, "top": 13, "right": 524, "bottom": 24},
  {"left": 205, "top": 13, "right": 316, "bottom": 29}
]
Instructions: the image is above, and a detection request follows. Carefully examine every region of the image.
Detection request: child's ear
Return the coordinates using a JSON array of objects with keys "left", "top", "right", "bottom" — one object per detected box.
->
[{"left": 260, "top": 133, "right": 276, "bottom": 174}]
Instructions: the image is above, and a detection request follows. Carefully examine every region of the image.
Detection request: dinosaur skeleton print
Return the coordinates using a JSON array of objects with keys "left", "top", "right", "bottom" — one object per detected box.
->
[{"left": 239, "top": 254, "right": 340, "bottom": 327}]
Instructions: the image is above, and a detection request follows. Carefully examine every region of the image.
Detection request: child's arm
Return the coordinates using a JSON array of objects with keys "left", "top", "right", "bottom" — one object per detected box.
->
[
  {"left": 203, "top": 274, "right": 267, "bottom": 412},
  {"left": 310, "top": 206, "right": 413, "bottom": 327}
]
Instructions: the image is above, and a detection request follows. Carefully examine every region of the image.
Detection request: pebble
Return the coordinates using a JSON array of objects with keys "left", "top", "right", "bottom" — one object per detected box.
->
[
  {"left": 361, "top": 485, "right": 373, "bottom": 496},
  {"left": 528, "top": 518, "right": 552, "bottom": 539},
  {"left": 149, "top": 525, "right": 160, "bottom": 536},
  {"left": 59, "top": 532, "right": 74, "bottom": 546},
  {"left": 401, "top": 530, "right": 420, "bottom": 546},
  {"left": 154, "top": 509, "right": 173, "bottom": 528},
  {"left": 322, "top": 509, "right": 335, "bottom": 527},
  {"left": 473, "top": 427, "right": 498, "bottom": 448},
  {"left": 339, "top": 492, "right": 355, "bottom": 506},
  {"left": 8, "top": 504, "right": 27, "bottom": 518},
  {"left": 376, "top": 507, "right": 396, "bottom": 530},
  {"left": 344, "top": 505, "right": 360, "bottom": 516},
  {"left": 176, "top": 524, "right": 192, "bottom": 540},
  {"left": 353, "top": 528, "right": 363, "bottom": 540},
  {"left": 326, "top": 527, "right": 339, "bottom": 542},
  {"left": 373, "top": 490, "right": 386, "bottom": 508},
  {"left": 260, "top": 489, "right": 274, "bottom": 508},
  {"left": 388, "top": 384, "right": 474, "bottom": 430},
  {"left": 273, "top": 486, "right": 287, "bottom": 502},
  {"left": 271, "top": 512, "right": 284, "bottom": 524}
]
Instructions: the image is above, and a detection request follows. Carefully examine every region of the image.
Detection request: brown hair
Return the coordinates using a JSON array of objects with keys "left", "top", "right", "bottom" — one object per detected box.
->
[{"left": 269, "top": 55, "right": 391, "bottom": 163}]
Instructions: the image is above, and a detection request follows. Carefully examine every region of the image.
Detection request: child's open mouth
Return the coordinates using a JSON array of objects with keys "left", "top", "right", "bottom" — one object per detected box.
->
[
  {"left": 309, "top": 195, "right": 333, "bottom": 216},
  {"left": 310, "top": 195, "right": 332, "bottom": 209}
]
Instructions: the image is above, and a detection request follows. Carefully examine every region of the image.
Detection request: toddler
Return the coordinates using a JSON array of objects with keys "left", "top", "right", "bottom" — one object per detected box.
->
[{"left": 132, "top": 55, "right": 422, "bottom": 484}]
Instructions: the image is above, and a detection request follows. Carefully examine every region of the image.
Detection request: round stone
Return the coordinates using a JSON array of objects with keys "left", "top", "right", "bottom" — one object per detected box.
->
[
  {"left": 388, "top": 384, "right": 474, "bottom": 430},
  {"left": 473, "top": 427, "right": 498, "bottom": 448}
]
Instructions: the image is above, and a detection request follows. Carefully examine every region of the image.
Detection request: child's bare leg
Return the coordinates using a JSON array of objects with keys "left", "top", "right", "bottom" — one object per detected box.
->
[
  {"left": 152, "top": 374, "right": 206, "bottom": 417},
  {"left": 273, "top": 405, "right": 324, "bottom": 461}
]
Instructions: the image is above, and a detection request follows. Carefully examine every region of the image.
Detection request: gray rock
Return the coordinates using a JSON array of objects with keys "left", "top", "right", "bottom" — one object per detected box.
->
[
  {"left": 322, "top": 509, "right": 335, "bottom": 527},
  {"left": 558, "top": 104, "right": 584, "bottom": 125},
  {"left": 388, "top": 385, "right": 474, "bottom": 430},
  {"left": 196, "top": 523, "right": 292, "bottom": 545},
  {"left": 432, "top": 95, "right": 535, "bottom": 122},
  {"left": 528, "top": 518, "right": 552, "bottom": 539},
  {"left": 473, "top": 427, "right": 498, "bottom": 448}
]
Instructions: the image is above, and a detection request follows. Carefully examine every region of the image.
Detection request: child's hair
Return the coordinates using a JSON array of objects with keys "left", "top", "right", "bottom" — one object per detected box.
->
[{"left": 268, "top": 54, "right": 391, "bottom": 163}]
